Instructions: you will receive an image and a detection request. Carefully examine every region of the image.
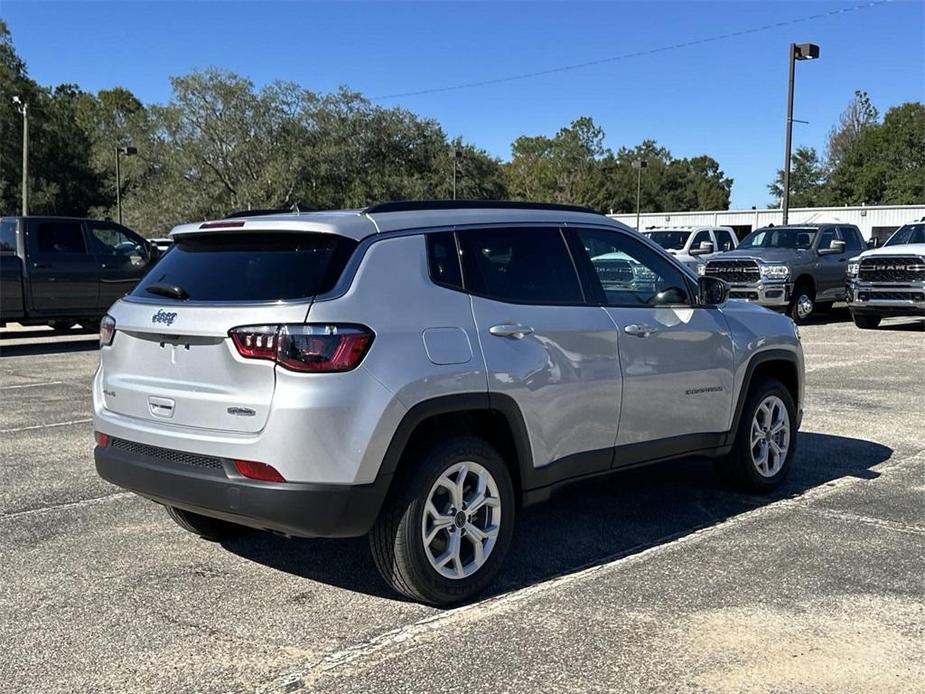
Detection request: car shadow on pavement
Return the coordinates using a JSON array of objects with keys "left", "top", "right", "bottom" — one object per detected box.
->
[{"left": 221, "top": 431, "right": 892, "bottom": 604}]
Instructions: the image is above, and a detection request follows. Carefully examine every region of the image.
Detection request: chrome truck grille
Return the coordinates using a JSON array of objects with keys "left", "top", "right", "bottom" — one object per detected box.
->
[{"left": 704, "top": 259, "right": 760, "bottom": 283}]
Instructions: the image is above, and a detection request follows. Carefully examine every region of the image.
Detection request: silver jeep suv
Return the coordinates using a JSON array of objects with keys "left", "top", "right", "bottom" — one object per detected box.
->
[{"left": 93, "top": 201, "right": 804, "bottom": 605}]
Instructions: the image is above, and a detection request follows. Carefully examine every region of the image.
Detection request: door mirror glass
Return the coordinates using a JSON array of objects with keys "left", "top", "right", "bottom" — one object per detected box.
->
[
  {"left": 697, "top": 276, "right": 728, "bottom": 306},
  {"left": 819, "top": 239, "right": 845, "bottom": 255},
  {"left": 690, "top": 241, "right": 715, "bottom": 256}
]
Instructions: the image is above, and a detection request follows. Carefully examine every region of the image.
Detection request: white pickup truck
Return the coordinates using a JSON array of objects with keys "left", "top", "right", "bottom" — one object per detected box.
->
[{"left": 642, "top": 225, "right": 738, "bottom": 271}]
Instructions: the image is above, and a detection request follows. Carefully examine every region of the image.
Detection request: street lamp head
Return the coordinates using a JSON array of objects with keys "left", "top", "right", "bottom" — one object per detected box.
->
[
  {"left": 117, "top": 146, "right": 138, "bottom": 156},
  {"left": 632, "top": 159, "right": 647, "bottom": 170},
  {"left": 794, "top": 43, "right": 820, "bottom": 60},
  {"left": 12, "top": 96, "right": 22, "bottom": 105}
]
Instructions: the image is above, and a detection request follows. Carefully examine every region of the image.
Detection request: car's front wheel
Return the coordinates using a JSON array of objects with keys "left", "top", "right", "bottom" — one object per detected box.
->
[
  {"left": 789, "top": 284, "right": 815, "bottom": 324},
  {"left": 370, "top": 435, "right": 515, "bottom": 605},
  {"left": 717, "top": 378, "right": 797, "bottom": 493}
]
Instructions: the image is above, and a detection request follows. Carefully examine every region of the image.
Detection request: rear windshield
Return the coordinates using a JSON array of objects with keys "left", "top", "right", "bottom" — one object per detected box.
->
[{"left": 131, "top": 232, "right": 357, "bottom": 302}]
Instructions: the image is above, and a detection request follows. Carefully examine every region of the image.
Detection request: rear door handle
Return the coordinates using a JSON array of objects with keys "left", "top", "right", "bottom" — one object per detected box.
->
[
  {"left": 489, "top": 324, "right": 534, "bottom": 339},
  {"left": 624, "top": 324, "right": 657, "bottom": 338}
]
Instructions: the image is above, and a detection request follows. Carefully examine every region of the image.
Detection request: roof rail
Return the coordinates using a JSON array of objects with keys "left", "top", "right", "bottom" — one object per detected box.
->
[{"left": 362, "top": 199, "right": 597, "bottom": 215}]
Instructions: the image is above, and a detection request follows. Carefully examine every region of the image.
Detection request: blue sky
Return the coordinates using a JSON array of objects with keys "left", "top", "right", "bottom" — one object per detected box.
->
[{"left": 4, "top": 0, "right": 924, "bottom": 208}]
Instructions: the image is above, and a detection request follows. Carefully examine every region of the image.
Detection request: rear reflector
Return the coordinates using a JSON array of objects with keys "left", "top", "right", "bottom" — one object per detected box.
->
[
  {"left": 94, "top": 431, "right": 110, "bottom": 447},
  {"left": 234, "top": 459, "right": 286, "bottom": 482},
  {"left": 229, "top": 324, "right": 374, "bottom": 373}
]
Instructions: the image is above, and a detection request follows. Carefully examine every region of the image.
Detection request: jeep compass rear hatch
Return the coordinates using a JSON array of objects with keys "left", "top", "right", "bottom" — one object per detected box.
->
[{"left": 99, "top": 232, "right": 356, "bottom": 433}]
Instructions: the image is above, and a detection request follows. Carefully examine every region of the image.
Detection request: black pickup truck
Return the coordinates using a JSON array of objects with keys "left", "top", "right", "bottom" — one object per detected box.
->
[{"left": 1, "top": 216, "right": 157, "bottom": 330}]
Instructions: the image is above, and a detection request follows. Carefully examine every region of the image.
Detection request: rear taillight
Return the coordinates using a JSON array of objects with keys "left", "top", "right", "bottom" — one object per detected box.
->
[
  {"left": 229, "top": 325, "right": 277, "bottom": 360},
  {"left": 234, "top": 459, "right": 286, "bottom": 482},
  {"left": 229, "top": 324, "right": 374, "bottom": 373},
  {"left": 94, "top": 431, "right": 110, "bottom": 447},
  {"left": 100, "top": 315, "right": 116, "bottom": 346}
]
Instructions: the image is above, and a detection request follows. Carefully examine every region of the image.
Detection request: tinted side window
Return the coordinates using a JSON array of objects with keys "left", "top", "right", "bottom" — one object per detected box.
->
[
  {"left": 817, "top": 228, "right": 837, "bottom": 251},
  {"left": 88, "top": 223, "right": 144, "bottom": 256},
  {"left": 35, "top": 221, "right": 87, "bottom": 254},
  {"left": 458, "top": 227, "right": 582, "bottom": 305},
  {"left": 691, "top": 229, "right": 711, "bottom": 249},
  {"left": 0, "top": 219, "right": 17, "bottom": 253},
  {"left": 571, "top": 228, "right": 691, "bottom": 307},
  {"left": 426, "top": 232, "right": 463, "bottom": 290},
  {"left": 839, "top": 226, "right": 862, "bottom": 252},
  {"left": 716, "top": 229, "right": 736, "bottom": 251}
]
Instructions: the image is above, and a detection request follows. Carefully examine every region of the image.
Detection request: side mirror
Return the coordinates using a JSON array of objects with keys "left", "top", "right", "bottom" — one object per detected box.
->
[
  {"left": 866, "top": 238, "right": 878, "bottom": 249},
  {"left": 697, "top": 276, "right": 728, "bottom": 307},
  {"left": 689, "top": 241, "right": 715, "bottom": 256},
  {"left": 818, "top": 239, "right": 845, "bottom": 255}
]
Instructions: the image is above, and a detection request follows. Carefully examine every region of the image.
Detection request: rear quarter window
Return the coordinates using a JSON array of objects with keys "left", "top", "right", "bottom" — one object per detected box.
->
[
  {"left": 131, "top": 232, "right": 357, "bottom": 302},
  {"left": 0, "top": 219, "right": 17, "bottom": 253}
]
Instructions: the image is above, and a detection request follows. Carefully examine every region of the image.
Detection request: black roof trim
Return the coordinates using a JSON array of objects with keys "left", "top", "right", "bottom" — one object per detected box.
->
[{"left": 362, "top": 199, "right": 598, "bottom": 215}]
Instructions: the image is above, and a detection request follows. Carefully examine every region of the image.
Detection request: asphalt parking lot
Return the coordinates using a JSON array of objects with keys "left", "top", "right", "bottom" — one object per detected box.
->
[{"left": 1, "top": 313, "right": 923, "bottom": 694}]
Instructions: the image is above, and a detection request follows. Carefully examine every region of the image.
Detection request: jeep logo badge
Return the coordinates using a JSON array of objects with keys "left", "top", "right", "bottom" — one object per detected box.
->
[{"left": 152, "top": 309, "right": 178, "bottom": 326}]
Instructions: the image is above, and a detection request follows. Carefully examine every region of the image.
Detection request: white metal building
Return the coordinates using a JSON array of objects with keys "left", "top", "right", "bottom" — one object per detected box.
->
[{"left": 608, "top": 204, "right": 925, "bottom": 243}]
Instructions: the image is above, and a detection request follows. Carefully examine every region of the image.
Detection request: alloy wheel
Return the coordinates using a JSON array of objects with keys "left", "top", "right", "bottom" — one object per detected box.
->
[
  {"left": 750, "top": 395, "right": 791, "bottom": 477},
  {"left": 421, "top": 461, "right": 501, "bottom": 580}
]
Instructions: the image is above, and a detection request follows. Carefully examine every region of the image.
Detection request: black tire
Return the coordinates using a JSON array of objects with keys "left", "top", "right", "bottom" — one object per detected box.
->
[
  {"left": 165, "top": 505, "right": 248, "bottom": 541},
  {"left": 370, "top": 435, "right": 516, "bottom": 606},
  {"left": 852, "top": 313, "right": 881, "bottom": 329},
  {"left": 789, "top": 282, "right": 816, "bottom": 325},
  {"left": 717, "top": 377, "right": 798, "bottom": 493}
]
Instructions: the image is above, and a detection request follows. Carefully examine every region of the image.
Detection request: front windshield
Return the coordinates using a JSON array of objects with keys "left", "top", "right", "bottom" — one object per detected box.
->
[
  {"left": 644, "top": 231, "right": 691, "bottom": 251},
  {"left": 738, "top": 227, "right": 817, "bottom": 250},
  {"left": 885, "top": 223, "right": 925, "bottom": 246}
]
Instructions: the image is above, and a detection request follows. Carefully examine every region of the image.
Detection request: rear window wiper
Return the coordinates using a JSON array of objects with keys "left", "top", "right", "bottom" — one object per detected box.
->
[{"left": 145, "top": 283, "right": 190, "bottom": 300}]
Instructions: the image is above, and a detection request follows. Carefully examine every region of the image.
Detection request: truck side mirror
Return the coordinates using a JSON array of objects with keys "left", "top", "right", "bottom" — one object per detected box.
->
[
  {"left": 690, "top": 241, "right": 715, "bottom": 256},
  {"left": 818, "top": 240, "right": 846, "bottom": 255}
]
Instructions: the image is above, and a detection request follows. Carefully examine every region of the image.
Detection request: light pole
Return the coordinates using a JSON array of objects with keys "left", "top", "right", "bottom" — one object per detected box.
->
[
  {"left": 632, "top": 159, "right": 647, "bottom": 230},
  {"left": 782, "top": 42, "right": 819, "bottom": 225},
  {"left": 12, "top": 97, "right": 28, "bottom": 216},
  {"left": 451, "top": 147, "right": 462, "bottom": 200},
  {"left": 115, "top": 146, "right": 137, "bottom": 224}
]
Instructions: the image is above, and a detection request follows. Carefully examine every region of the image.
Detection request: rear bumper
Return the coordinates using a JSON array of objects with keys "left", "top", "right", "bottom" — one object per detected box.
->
[{"left": 95, "top": 441, "right": 391, "bottom": 538}]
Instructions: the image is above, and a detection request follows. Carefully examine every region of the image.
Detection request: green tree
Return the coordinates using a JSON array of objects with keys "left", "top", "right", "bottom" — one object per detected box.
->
[
  {"left": 825, "top": 102, "right": 925, "bottom": 205},
  {"left": 768, "top": 146, "right": 826, "bottom": 208},
  {"left": 825, "top": 90, "right": 879, "bottom": 170}
]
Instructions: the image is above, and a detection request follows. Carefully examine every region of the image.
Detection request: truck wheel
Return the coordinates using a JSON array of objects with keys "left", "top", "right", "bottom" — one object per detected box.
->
[
  {"left": 165, "top": 505, "right": 247, "bottom": 541},
  {"left": 852, "top": 313, "right": 881, "bottom": 329},
  {"left": 370, "top": 435, "right": 515, "bottom": 605},
  {"left": 717, "top": 377, "right": 797, "bottom": 493},
  {"left": 789, "top": 284, "right": 815, "bottom": 324}
]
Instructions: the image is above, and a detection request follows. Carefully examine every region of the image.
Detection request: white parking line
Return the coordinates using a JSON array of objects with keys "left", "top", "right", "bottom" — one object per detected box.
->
[
  {"left": 0, "top": 417, "right": 92, "bottom": 434},
  {"left": 0, "top": 381, "right": 65, "bottom": 390},
  {"left": 0, "top": 492, "right": 134, "bottom": 521}
]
